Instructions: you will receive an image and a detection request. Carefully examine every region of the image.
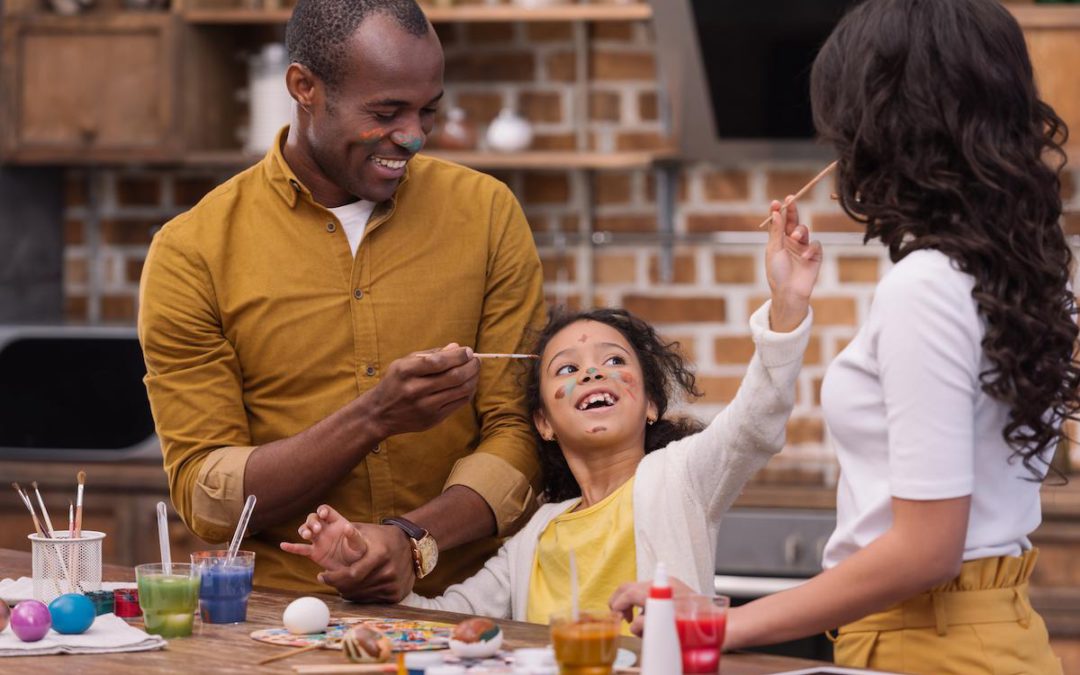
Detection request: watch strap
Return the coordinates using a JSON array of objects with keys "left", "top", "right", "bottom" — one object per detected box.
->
[{"left": 380, "top": 516, "right": 428, "bottom": 541}]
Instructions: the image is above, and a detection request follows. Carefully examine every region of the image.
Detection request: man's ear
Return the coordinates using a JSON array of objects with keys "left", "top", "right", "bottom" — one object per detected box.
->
[
  {"left": 286, "top": 62, "right": 320, "bottom": 113},
  {"left": 534, "top": 408, "right": 555, "bottom": 442}
]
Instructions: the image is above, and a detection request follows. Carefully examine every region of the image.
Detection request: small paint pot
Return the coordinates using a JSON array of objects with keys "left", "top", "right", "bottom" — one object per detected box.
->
[{"left": 113, "top": 588, "right": 141, "bottom": 619}]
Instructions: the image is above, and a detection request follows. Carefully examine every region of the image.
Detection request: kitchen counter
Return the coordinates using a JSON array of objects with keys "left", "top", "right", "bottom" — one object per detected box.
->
[{"left": 0, "top": 548, "right": 844, "bottom": 674}]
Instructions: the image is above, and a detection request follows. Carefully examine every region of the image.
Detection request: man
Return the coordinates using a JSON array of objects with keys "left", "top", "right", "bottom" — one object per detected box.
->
[{"left": 137, "top": 0, "right": 545, "bottom": 601}]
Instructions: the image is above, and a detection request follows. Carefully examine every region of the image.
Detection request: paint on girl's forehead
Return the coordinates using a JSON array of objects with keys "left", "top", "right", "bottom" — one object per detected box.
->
[
  {"left": 578, "top": 334, "right": 589, "bottom": 343},
  {"left": 390, "top": 131, "right": 424, "bottom": 153},
  {"left": 553, "top": 380, "right": 576, "bottom": 400}
]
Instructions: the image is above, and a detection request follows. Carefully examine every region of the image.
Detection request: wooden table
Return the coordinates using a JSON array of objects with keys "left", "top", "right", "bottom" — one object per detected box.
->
[{"left": 0, "top": 549, "right": 834, "bottom": 674}]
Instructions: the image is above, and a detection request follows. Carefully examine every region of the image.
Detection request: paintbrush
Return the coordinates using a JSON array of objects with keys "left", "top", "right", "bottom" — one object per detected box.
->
[
  {"left": 74, "top": 470, "right": 85, "bottom": 537},
  {"left": 12, "top": 483, "right": 44, "bottom": 536},
  {"left": 758, "top": 160, "right": 839, "bottom": 228},
  {"left": 473, "top": 353, "right": 539, "bottom": 359},
  {"left": 31, "top": 481, "right": 57, "bottom": 537}
]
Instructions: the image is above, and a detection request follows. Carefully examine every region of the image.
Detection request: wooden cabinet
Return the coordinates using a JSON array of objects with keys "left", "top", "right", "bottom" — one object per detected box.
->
[{"left": 0, "top": 13, "right": 179, "bottom": 164}]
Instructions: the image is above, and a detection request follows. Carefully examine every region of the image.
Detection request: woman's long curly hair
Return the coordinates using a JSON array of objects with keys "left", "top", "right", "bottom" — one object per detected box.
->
[
  {"left": 524, "top": 308, "right": 704, "bottom": 502},
  {"left": 811, "top": 0, "right": 1078, "bottom": 478}
]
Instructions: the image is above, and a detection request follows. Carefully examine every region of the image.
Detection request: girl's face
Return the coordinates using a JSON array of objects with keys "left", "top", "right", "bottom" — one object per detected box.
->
[{"left": 534, "top": 320, "right": 657, "bottom": 452}]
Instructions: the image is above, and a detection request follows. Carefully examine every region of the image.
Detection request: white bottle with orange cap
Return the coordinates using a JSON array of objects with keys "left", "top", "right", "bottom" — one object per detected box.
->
[{"left": 640, "top": 562, "right": 683, "bottom": 675}]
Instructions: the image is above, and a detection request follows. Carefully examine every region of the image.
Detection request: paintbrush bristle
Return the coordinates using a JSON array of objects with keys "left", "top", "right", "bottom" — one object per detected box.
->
[
  {"left": 31, "top": 481, "right": 39, "bottom": 490},
  {"left": 77, "top": 470, "right": 86, "bottom": 485}
]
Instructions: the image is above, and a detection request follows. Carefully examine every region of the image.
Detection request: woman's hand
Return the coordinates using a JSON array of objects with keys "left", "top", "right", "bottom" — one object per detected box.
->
[{"left": 765, "top": 199, "right": 822, "bottom": 332}]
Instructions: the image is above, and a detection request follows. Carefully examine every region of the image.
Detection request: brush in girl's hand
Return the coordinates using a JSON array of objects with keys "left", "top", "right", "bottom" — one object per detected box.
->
[{"left": 758, "top": 160, "right": 839, "bottom": 229}]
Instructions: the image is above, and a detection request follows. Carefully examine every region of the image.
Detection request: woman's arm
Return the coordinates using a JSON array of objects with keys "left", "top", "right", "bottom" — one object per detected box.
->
[{"left": 726, "top": 495, "right": 969, "bottom": 648}]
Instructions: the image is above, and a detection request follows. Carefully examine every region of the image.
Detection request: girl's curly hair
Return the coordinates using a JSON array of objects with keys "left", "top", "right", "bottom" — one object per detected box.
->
[
  {"left": 811, "top": 0, "right": 1079, "bottom": 478},
  {"left": 524, "top": 308, "right": 704, "bottom": 502}
]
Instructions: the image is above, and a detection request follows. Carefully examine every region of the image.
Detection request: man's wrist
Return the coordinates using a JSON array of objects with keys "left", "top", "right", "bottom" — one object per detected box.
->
[{"left": 350, "top": 391, "right": 389, "bottom": 447}]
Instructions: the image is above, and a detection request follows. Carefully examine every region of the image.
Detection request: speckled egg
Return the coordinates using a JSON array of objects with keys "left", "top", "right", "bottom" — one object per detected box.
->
[
  {"left": 10, "top": 600, "right": 51, "bottom": 642},
  {"left": 48, "top": 594, "right": 96, "bottom": 635},
  {"left": 448, "top": 617, "right": 503, "bottom": 658}
]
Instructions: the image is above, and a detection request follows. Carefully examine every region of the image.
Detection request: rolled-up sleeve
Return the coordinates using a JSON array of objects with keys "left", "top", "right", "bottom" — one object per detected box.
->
[
  {"left": 138, "top": 224, "right": 254, "bottom": 544},
  {"left": 444, "top": 185, "right": 545, "bottom": 536}
]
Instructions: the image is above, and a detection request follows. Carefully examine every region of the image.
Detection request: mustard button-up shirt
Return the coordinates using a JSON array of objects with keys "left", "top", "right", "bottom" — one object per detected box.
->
[{"left": 138, "top": 129, "right": 545, "bottom": 595}]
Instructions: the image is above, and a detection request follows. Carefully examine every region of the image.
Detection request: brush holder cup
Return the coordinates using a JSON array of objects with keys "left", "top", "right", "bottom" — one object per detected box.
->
[{"left": 28, "top": 531, "right": 106, "bottom": 603}]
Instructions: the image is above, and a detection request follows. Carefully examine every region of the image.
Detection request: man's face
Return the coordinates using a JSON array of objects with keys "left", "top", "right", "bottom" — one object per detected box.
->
[{"left": 305, "top": 13, "right": 444, "bottom": 203}]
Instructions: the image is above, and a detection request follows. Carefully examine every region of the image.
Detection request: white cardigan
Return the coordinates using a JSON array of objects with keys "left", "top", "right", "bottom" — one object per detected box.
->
[{"left": 403, "top": 302, "right": 812, "bottom": 621}]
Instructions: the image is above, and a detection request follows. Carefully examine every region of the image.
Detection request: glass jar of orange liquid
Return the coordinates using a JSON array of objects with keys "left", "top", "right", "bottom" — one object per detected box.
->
[{"left": 550, "top": 610, "right": 621, "bottom": 675}]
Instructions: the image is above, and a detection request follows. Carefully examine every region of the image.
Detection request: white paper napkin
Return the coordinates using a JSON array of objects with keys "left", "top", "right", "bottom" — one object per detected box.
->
[{"left": 0, "top": 612, "right": 165, "bottom": 657}]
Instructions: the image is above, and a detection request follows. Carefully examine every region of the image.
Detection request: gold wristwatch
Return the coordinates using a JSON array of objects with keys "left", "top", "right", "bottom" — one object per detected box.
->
[{"left": 381, "top": 517, "right": 438, "bottom": 579}]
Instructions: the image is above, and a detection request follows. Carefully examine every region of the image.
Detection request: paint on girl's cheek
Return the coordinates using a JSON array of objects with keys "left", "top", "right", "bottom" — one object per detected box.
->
[
  {"left": 390, "top": 131, "right": 424, "bottom": 153},
  {"left": 611, "top": 370, "right": 637, "bottom": 401},
  {"left": 357, "top": 128, "right": 385, "bottom": 145},
  {"left": 553, "top": 380, "right": 576, "bottom": 401}
]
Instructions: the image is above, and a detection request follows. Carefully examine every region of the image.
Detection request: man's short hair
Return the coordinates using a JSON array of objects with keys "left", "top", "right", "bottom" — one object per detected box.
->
[{"left": 286, "top": 0, "right": 430, "bottom": 90}]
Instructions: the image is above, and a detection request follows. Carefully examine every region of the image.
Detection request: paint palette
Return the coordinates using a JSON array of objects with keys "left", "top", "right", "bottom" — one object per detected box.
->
[{"left": 250, "top": 616, "right": 454, "bottom": 652}]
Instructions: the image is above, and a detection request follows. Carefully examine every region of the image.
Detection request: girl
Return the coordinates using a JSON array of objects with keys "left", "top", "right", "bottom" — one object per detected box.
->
[
  {"left": 281, "top": 202, "right": 821, "bottom": 624},
  {"left": 627, "top": 1, "right": 1074, "bottom": 672}
]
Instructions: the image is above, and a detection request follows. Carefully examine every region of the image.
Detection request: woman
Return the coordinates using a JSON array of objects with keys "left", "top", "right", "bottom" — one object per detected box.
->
[{"left": 695, "top": 0, "right": 1075, "bottom": 672}]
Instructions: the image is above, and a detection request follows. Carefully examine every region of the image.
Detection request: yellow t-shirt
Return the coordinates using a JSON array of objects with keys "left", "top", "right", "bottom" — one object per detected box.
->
[{"left": 526, "top": 477, "right": 636, "bottom": 633}]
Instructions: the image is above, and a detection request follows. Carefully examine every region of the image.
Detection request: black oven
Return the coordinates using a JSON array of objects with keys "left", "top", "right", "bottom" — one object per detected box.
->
[{"left": 715, "top": 507, "right": 837, "bottom": 661}]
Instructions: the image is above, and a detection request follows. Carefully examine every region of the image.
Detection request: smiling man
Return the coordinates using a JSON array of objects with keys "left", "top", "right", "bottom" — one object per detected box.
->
[{"left": 137, "top": 0, "right": 545, "bottom": 601}]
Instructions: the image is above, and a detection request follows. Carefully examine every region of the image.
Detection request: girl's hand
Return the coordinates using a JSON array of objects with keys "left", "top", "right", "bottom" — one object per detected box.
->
[
  {"left": 608, "top": 576, "right": 697, "bottom": 636},
  {"left": 765, "top": 198, "right": 822, "bottom": 332},
  {"left": 280, "top": 504, "right": 368, "bottom": 573}
]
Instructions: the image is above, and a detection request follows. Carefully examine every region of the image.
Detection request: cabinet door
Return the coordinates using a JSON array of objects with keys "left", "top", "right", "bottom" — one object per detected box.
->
[
  {"left": 1025, "top": 27, "right": 1080, "bottom": 157},
  {"left": 1, "top": 14, "right": 179, "bottom": 163}
]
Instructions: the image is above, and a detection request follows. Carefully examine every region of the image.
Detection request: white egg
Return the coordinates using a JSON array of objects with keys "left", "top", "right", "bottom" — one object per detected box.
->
[{"left": 282, "top": 596, "right": 331, "bottom": 635}]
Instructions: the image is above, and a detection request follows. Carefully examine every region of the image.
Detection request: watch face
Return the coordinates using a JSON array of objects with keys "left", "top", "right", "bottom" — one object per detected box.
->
[{"left": 416, "top": 535, "right": 438, "bottom": 577}]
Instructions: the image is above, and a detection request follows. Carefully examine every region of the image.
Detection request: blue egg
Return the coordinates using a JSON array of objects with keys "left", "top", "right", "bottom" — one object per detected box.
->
[{"left": 48, "top": 594, "right": 95, "bottom": 635}]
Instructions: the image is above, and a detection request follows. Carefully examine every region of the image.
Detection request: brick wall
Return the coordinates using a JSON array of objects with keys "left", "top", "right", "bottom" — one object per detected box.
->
[{"left": 61, "top": 19, "right": 1080, "bottom": 478}]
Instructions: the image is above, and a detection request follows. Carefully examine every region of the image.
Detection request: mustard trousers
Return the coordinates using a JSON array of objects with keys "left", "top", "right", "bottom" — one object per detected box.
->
[{"left": 833, "top": 549, "right": 1062, "bottom": 675}]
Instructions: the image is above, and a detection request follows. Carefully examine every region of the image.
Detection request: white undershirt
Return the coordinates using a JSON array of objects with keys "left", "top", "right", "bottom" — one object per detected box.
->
[
  {"left": 820, "top": 249, "right": 1047, "bottom": 569},
  {"left": 328, "top": 199, "right": 376, "bottom": 256}
]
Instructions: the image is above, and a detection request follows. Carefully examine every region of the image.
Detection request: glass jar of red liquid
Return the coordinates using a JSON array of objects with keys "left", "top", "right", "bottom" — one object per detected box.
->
[{"left": 674, "top": 594, "right": 730, "bottom": 674}]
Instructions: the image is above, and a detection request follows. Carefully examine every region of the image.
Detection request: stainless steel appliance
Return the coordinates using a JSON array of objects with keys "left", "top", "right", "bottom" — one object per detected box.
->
[
  {"left": 0, "top": 326, "right": 158, "bottom": 461},
  {"left": 715, "top": 507, "right": 838, "bottom": 661}
]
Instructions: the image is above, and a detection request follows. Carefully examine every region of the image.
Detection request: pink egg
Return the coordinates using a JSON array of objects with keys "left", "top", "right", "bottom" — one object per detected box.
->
[
  {"left": 0, "top": 602, "right": 9, "bottom": 633},
  {"left": 11, "top": 600, "right": 51, "bottom": 642}
]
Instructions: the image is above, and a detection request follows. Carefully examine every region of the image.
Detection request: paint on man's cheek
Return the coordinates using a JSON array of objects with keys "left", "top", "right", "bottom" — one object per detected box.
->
[{"left": 357, "top": 128, "right": 386, "bottom": 145}]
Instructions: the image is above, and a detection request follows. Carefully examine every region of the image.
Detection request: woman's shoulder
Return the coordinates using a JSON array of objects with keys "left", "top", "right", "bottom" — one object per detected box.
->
[{"left": 873, "top": 248, "right": 976, "bottom": 312}]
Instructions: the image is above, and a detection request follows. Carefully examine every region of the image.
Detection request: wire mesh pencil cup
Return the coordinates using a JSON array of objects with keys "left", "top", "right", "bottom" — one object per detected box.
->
[{"left": 28, "top": 530, "right": 106, "bottom": 603}]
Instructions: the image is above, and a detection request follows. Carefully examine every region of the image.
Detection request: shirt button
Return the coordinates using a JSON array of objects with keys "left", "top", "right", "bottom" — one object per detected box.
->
[
  {"left": 326, "top": 222, "right": 336, "bottom": 233},
  {"left": 289, "top": 179, "right": 301, "bottom": 192},
  {"left": 353, "top": 289, "right": 364, "bottom": 300},
  {"left": 371, "top": 444, "right": 381, "bottom": 454},
  {"left": 365, "top": 365, "right": 377, "bottom": 377}
]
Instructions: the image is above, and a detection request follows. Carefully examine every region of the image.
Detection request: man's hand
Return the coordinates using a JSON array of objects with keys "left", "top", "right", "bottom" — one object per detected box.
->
[
  {"left": 279, "top": 505, "right": 364, "bottom": 572},
  {"left": 315, "top": 523, "right": 417, "bottom": 603},
  {"left": 608, "top": 576, "right": 697, "bottom": 636},
  {"left": 363, "top": 344, "right": 481, "bottom": 439}
]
